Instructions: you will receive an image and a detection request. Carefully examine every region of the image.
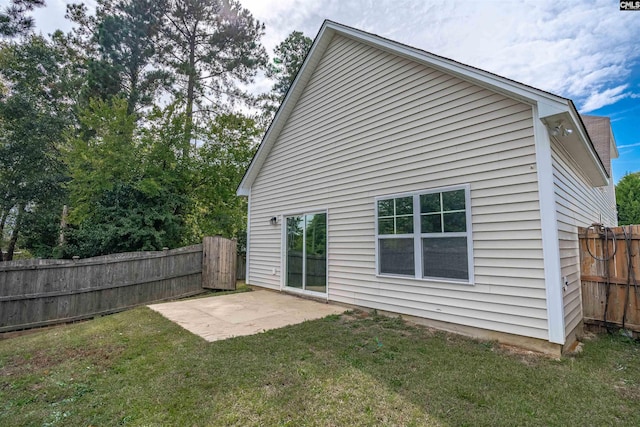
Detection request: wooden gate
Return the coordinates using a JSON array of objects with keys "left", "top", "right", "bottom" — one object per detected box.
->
[
  {"left": 202, "top": 236, "right": 237, "bottom": 290},
  {"left": 579, "top": 225, "right": 640, "bottom": 332}
]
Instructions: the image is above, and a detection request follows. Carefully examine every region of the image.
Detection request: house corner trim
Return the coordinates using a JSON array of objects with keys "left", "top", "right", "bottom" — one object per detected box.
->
[
  {"left": 246, "top": 190, "right": 251, "bottom": 284},
  {"left": 533, "top": 106, "right": 565, "bottom": 345}
]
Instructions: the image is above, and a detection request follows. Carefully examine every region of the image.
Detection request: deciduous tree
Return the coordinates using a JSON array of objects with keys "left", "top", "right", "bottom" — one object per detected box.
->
[
  {"left": 64, "top": 99, "right": 192, "bottom": 257},
  {"left": 187, "top": 113, "right": 259, "bottom": 243},
  {"left": 0, "top": 35, "right": 70, "bottom": 260},
  {"left": 616, "top": 172, "right": 640, "bottom": 225}
]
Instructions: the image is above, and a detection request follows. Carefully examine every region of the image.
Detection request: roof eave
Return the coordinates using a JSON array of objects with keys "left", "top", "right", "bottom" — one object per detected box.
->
[
  {"left": 540, "top": 105, "right": 610, "bottom": 186},
  {"left": 610, "top": 128, "right": 619, "bottom": 159}
]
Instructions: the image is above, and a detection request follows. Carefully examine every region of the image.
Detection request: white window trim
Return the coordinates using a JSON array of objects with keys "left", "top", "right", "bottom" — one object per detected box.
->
[
  {"left": 280, "top": 208, "right": 329, "bottom": 299},
  {"left": 374, "top": 184, "right": 474, "bottom": 285}
]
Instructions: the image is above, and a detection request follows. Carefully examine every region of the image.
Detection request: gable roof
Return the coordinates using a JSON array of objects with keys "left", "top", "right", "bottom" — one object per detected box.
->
[{"left": 237, "top": 20, "right": 610, "bottom": 195}]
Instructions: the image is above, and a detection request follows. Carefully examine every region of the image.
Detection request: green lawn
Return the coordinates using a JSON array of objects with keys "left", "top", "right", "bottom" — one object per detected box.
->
[{"left": 1, "top": 302, "right": 639, "bottom": 426}]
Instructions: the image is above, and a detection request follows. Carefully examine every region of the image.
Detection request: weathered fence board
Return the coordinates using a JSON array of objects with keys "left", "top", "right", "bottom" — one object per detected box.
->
[
  {"left": 202, "top": 236, "right": 237, "bottom": 290},
  {"left": 1, "top": 236, "right": 239, "bottom": 333},
  {"left": 0, "top": 244, "right": 204, "bottom": 333},
  {"left": 579, "top": 225, "right": 640, "bottom": 333},
  {"left": 236, "top": 255, "right": 246, "bottom": 281}
]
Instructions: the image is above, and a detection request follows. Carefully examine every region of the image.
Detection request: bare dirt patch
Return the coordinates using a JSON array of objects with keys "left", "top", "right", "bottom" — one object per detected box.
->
[{"left": 1, "top": 344, "right": 124, "bottom": 378}]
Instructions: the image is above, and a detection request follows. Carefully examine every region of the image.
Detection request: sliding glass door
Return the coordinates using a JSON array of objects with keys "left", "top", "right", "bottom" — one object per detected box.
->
[
  {"left": 286, "top": 216, "right": 304, "bottom": 288},
  {"left": 286, "top": 212, "right": 326, "bottom": 294}
]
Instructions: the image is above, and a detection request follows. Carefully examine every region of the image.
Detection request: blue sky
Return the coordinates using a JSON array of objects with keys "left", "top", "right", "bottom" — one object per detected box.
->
[
  {"left": 593, "top": 73, "right": 640, "bottom": 181},
  {"left": 33, "top": 0, "right": 640, "bottom": 182}
]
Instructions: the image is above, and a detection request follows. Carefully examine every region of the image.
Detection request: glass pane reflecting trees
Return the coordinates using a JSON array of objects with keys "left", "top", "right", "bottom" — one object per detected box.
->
[
  {"left": 286, "top": 216, "right": 304, "bottom": 288},
  {"left": 286, "top": 213, "right": 326, "bottom": 293},
  {"left": 305, "top": 213, "right": 326, "bottom": 293}
]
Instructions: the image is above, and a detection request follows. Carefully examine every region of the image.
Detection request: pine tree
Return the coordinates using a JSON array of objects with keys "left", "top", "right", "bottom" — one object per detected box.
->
[
  {"left": 162, "top": 0, "right": 267, "bottom": 136},
  {"left": 0, "top": 0, "right": 45, "bottom": 38}
]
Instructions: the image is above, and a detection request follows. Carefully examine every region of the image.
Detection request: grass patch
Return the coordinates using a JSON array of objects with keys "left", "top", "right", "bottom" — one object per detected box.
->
[{"left": 1, "top": 307, "right": 639, "bottom": 426}]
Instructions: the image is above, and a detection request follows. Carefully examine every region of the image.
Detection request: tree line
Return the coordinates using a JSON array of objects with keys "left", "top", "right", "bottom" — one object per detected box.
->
[{"left": 0, "top": 0, "right": 312, "bottom": 260}]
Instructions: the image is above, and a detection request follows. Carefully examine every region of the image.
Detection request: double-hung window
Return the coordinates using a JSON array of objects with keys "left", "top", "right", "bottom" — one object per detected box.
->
[{"left": 376, "top": 185, "right": 473, "bottom": 283}]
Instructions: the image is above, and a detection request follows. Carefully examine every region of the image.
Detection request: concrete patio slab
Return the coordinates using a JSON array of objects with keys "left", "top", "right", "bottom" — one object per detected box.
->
[{"left": 148, "top": 290, "right": 346, "bottom": 342}]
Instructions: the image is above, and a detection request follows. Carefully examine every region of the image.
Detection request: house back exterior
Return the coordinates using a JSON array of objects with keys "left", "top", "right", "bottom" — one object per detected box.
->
[{"left": 237, "top": 21, "right": 617, "bottom": 354}]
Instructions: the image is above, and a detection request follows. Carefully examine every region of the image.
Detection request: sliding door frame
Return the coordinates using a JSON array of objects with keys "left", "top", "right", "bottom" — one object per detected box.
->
[{"left": 280, "top": 208, "right": 328, "bottom": 299}]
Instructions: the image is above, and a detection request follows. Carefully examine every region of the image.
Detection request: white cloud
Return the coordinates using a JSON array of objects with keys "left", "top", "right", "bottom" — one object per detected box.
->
[
  {"left": 242, "top": 0, "right": 330, "bottom": 53},
  {"left": 580, "top": 84, "right": 630, "bottom": 112},
  {"left": 617, "top": 141, "right": 640, "bottom": 149},
  {"left": 244, "top": 0, "right": 640, "bottom": 109},
  {"left": 32, "top": 0, "right": 640, "bottom": 112},
  {"left": 31, "top": 0, "right": 98, "bottom": 36}
]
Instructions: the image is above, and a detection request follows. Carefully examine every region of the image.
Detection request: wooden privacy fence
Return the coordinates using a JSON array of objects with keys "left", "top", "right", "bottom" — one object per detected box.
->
[
  {"left": 202, "top": 236, "right": 236, "bottom": 290},
  {"left": 236, "top": 255, "right": 246, "bottom": 281},
  {"left": 579, "top": 225, "right": 640, "bottom": 333},
  {"left": 0, "top": 236, "right": 237, "bottom": 333}
]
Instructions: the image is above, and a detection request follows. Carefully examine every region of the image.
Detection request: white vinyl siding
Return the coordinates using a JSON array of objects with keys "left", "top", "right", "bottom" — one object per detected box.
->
[
  {"left": 248, "top": 35, "right": 548, "bottom": 340},
  {"left": 551, "top": 139, "right": 617, "bottom": 337}
]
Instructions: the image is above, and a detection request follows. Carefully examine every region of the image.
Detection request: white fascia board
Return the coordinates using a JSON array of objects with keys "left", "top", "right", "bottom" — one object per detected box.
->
[
  {"left": 567, "top": 108, "right": 609, "bottom": 182},
  {"left": 533, "top": 105, "right": 565, "bottom": 345}
]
